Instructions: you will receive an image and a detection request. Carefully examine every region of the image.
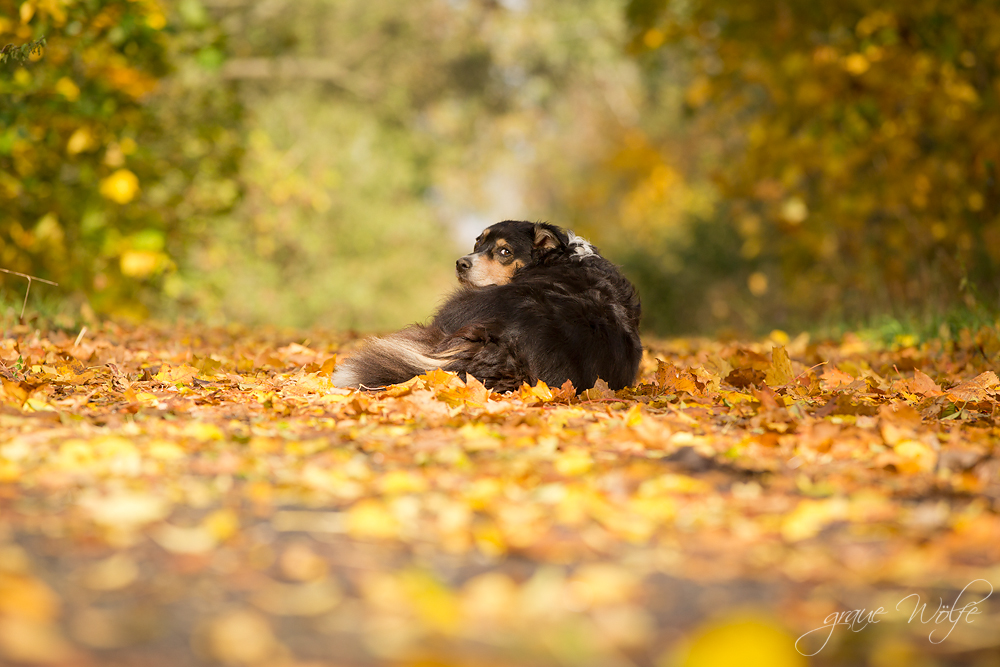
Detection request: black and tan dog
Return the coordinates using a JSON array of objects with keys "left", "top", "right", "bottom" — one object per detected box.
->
[{"left": 332, "top": 221, "right": 642, "bottom": 392}]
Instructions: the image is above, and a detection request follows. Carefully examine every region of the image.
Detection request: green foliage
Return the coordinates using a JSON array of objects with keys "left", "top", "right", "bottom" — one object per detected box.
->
[
  {"left": 0, "top": 36, "right": 45, "bottom": 64},
  {"left": 181, "top": 0, "right": 638, "bottom": 331},
  {"left": 0, "top": 0, "right": 242, "bottom": 320},
  {"left": 621, "top": 0, "right": 1000, "bottom": 330},
  {"left": 184, "top": 93, "right": 457, "bottom": 331}
]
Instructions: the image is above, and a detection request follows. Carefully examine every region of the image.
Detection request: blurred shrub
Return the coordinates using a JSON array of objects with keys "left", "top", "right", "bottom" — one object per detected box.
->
[
  {"left": 0, "top": 0, "right": 242, "bottom": 321},
  {"left": 615, "top": 0, "right": 1000, "bottom": 331}
]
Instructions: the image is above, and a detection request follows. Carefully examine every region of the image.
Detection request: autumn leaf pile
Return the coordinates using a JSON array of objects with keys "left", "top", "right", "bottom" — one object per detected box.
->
[{"left": 0, "top": 323, "right": 998, "bottom": 666}]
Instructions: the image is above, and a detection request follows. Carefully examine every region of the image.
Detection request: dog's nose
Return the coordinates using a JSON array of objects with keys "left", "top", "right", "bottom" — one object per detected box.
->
[{"left": 456, "top": 257, "right": 472, "bottom": 272}]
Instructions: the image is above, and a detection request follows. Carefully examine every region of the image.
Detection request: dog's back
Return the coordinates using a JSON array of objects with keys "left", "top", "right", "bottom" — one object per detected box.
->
[{"left": 333, "top": 222, "right": 641, "bottom": 392}]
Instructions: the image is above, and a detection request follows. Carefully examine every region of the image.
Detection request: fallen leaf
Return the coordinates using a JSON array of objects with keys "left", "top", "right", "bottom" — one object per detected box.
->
[{"left": 764, "top": 345, "right": 794, "bottom": 386}]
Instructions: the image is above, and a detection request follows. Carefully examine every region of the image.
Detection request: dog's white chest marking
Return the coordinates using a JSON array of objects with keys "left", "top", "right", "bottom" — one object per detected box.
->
[{"left": 566, "top": 231, "right": 596, "bottom": 258}]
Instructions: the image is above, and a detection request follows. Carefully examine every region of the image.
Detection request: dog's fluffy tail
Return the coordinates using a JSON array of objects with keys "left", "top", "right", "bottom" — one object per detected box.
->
[{"left": 331, "top": 327, "right": 451, "bottom": 389}]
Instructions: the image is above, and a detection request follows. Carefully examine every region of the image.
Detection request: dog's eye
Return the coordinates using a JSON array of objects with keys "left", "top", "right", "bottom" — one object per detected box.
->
[{"left": 497, "top": 247, "right": 511, "bottom": 257}]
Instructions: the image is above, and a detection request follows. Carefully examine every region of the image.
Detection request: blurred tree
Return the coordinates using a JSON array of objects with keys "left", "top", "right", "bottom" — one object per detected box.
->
[
  {"left": 0, "top": 0, "right": 242, "bottom": 320},
  {"left": 622, "top": 0, "right": 1000, "bottom": 328},
  {"left": 184, "top": 0, "right": 654, "bottom": 331}
]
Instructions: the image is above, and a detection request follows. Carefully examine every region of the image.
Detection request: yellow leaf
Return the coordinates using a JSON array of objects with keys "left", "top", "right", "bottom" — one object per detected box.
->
[
  {"left": 894, "top": 440, "right": 937, "bottom": 474},
  {"left": 82, "top": 554, "right": 138, "bottom": 591},
  {"left": 345, "top": 499, "right": 399, "bottom": 540},
  {"left": 419, "top": 367, "right": 458, "bottom": 389},
  {"left": 765, "top": 345, "right": 794, "bottom": 386},
  {"left": 0, "top": 573, "right": 61, "bottom": 621},
  {"left": 198, "top": 609, "right": 276, "bottom": 665},
  {"left": 147, "top": 440, "right": 186, "bottom": 460},
  {"left": 155, "top": 363, "right": 200, "bottom": 384},
  {"left": 0, "top": 378, "right": 30, "bottom": 407},
  {"left": 554, "top": 448, "right": 593, "bottom": 476},
  {"left": 0, "top": 616, "right": 75, "bottom": 665},
  {"left": 399, "top": 569, "right": 461, "bottom": 633},
  {"left": 638, "top": 473, "right": 711, "bottom": 496},
  {"left": 66, "top": 127, "right": 94, "bottom": 156},
  {"left": 203, "top": 509, "right": 239, "bottom": 541},
  {"left": 279, "top": 541, "right": 328, "bottom": 581},
  {"left": 472, "top": 520, "right": 506, "bottom": 557},
  {"left": 520, "top": 379, "right": 553, "bottom": 403},
  {"left": 250, "top": 579, "right": 341, "bottom": 617},
  {"left": 120, "top": 249, "right": 163, "bottom": 278},
  {"left": 378, "top": 469, "right": 429, "bottom": 495},
  {"left": 461, "top": 572, "right": 517, "bottom": 621},
  {"left": 643, "top": 28, "right": 665, "bottom": 49},
  {"left": 654, "top": 361, "right": 698, "bottom": 394},
  {"left": 670, "top": 613, "right": 805, "bottom": 667},
  {"left": 624, "top": 403, "right": 643, "bottom": 426},
  {"left": 569, "top": 563, "right": 638, "bottom": 608},
  {"left": 78, "top": 491, "right": 170, "bottom": 529},
  {"left": 55, "top": 77, "right": 80, "bottom": 101},
  {"left": 145, "top": 9, "right": 167, "bottom": 30},
  {"left": 843, "top": 53, "right": 871, "bottom": 75},
  {"left": 719, "top": 390, "right": 755, "bottom": 404},
  {"left": 182, "top": 421, "right": 225, "bottom": 441},
  {"left": 780, "top": 498, "right": 848, "bottom": 542},
  {"left": 99, "top": 169, "right": 139, "bottom": 204}
]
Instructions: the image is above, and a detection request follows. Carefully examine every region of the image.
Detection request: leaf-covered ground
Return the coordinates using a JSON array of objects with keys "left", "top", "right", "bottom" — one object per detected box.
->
[{"left": 0, "top": 323, "right": 998, "bottom": 667}]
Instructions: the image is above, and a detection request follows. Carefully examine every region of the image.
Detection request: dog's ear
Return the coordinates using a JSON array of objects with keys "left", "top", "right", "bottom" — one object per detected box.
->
[{"left": 533, "top": 224, "right": 563, "bottom": 251}]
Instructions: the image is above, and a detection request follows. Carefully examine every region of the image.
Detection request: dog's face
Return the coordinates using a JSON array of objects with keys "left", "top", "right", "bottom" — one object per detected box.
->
[{"left": 456, "top": 221, "right": 566, "bottom": 287}]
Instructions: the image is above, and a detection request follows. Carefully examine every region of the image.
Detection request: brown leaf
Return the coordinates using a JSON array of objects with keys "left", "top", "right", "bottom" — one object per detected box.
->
[
  {"left": 0, "top": 378, "right": 30, "bottom": 407},
  {"left": 947, "top": 371, "right": 999, "bottom": 403},
  {"left": 655, "top": 360, "right": 699, "bottom": 394},
  {"left": 581, "top": 378, "right": 615, "bottom": 400},
  {"left": 909, "top": 369, "right": 944, "bottom": 396},
  {"left": 154, "top": 363, "right": 199, "bottom": 384},
  {"left": 725, "top": 367, "right": 765, "bottom": 389},
  {"left": 819, "top": 366, "right": 854, "bottom": 390}
]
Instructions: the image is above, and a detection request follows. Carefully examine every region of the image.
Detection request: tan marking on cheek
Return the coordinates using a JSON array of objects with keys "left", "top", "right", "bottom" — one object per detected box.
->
[{"left": 466, "top": 256, "right": 518, "bottom": 286}]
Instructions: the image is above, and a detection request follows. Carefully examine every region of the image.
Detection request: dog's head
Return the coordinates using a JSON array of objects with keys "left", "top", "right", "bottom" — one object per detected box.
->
[{"left": 455, "top": 221, "right": 572, "bottom": 288}]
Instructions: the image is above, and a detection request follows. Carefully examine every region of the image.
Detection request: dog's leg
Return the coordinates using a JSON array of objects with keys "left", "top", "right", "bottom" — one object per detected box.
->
[{"left": 436, "top": 324, "right": 535, "bottom": 391}]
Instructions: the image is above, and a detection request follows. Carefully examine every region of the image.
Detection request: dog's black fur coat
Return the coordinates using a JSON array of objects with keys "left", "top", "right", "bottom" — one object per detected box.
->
[{"left": 332, "top": 221, "right": 641, "bottom": 392}]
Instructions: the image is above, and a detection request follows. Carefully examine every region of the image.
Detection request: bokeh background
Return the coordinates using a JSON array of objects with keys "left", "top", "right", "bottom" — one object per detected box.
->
[{"left": 3, "top": 0, "right": 999, "bottom": 335}]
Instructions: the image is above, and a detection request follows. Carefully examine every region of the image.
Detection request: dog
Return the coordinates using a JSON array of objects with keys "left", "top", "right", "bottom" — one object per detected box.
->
[{"left": 331, "top": 221, "right": 642, "bottom": 393}]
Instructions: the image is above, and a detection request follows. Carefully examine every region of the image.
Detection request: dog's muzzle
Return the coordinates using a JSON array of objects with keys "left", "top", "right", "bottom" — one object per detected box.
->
[{"left": 456, "top": 253, "right": 478, "bottom": 285}]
